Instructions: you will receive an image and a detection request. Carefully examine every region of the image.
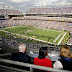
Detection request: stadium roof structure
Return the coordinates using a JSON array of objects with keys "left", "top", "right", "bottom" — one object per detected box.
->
[
  {"left": 0, "top": 9, "right": 23, "bottom": 15},
  {"left": 26, "top": 7, "right": 72, "bottom": 15}
]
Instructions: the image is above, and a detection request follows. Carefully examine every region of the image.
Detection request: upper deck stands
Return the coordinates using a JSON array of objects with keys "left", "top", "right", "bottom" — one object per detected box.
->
[
  {"left": 0, "top": 9, "right": 23, "bottom": 15},
  {"left": 26, "top": 7, "right": 72, "bottom": 14}
]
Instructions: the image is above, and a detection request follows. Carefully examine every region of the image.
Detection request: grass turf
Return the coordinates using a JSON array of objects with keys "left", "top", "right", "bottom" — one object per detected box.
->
[{"left": 0, "top": 25, "right": 69, "bottom": 45}]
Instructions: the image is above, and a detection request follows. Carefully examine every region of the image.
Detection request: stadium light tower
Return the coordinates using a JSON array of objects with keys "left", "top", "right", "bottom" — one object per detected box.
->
[
  {"left": 3, "top": 5, "right": 9, "bottom": 9},
  {"left": 3, "top": 5, "right": 14, "bottom": 9}
]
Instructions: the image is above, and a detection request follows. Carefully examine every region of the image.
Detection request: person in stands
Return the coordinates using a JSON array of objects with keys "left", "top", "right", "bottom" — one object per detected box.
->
[
  {"left": 11, "top": 43, "right": 33, "bottom": 71},
  {"left": 70, "top": 53, "right": 72, "bottom": 60},
  {"left": 34, "top": 46, "right": 53, "bottom": 72},
  {"left": 11, "top": 43, "right": 31, "bottom": 63},
  {"left": 53, "top": 45, "right": 72, "bottom": 71}
]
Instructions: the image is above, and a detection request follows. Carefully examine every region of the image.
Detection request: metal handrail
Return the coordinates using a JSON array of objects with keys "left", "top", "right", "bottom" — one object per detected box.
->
[
  {"left": 0, "top": 53, "right": 11, "bottom": 57},
  {"left": 0, "top": 65, "right": 29, "bottom": 72},
  {"left": 0, "top": 58, "right": 72, "bottom": 72}
]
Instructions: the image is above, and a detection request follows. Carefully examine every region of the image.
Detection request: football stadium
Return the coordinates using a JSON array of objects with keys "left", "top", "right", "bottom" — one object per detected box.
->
[{"left": 0, "top": 0, "right": 72, "bottom": 72}]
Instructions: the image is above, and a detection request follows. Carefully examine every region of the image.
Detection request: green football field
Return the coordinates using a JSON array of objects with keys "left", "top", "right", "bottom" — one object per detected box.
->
[{"left": 0, "top": 25, "right": 70, "bottom": 45}]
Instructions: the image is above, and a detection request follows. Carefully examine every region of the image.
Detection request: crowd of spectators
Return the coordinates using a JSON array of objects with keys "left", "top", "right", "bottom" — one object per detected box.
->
[
  {"left": 26, "top": 7, "right": 72, "bottom": 14},
  {"left": 0, "top": 7, "right": 72, "bottom": 33},
  {"left": 2, "top": 37, "right": 39, "bottom": 50},
  {"left": 0, "top": 20, "right": 10, "bottom": 28},
  {"left": 0, "top": 17, "right": 72, "bottom": 32},
  {"left": 11, "top": 43, "right": 72, "bottom": 71},
  {"left": 10, "top": 19, "right": 72, "bottom": 32},
  {"left": 11, "top": 44, "right": 53, "bottom": 72},
  {"left": 2, "top": 36, "right": 62, "bottom": 53},
  {"left": 3, "top": 38, "right": 22, "bottom": 47},
  {"left": 67, "top": 38, "right": 72, "bottom": 45},
  {"left": 0, "top": 9, "right": 23, "bottom": 15}
]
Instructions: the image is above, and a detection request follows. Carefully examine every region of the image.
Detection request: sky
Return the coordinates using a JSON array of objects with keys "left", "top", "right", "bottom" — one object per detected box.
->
[{"left": 0, "top": 0, "right": 72, "bottom": 13}]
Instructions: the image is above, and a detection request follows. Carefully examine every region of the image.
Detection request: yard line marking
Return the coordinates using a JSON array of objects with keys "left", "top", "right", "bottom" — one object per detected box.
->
[
  {"left": 53, "top": 34, "right": 61, "bottom": 42},
  {"left": 57, "top": 32, "right": 67, "bottom": 45}
]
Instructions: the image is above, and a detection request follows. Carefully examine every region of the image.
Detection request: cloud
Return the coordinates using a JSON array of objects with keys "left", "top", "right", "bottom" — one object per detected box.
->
[
  {"left": 18, "top": 4, "right": 26, "bottom": 8},
  {"left": 34, "top": 0, "right": 59, "bottom": 6},
  {"left": 9, "top": 6, "right": 14, "bottom": 9},
  {"left": 0, "top": 2, "right": 6, "bottom": 4},
  {"left": 38, "top": 0, "right": 58, "bottom": 3},
  {"left": 0, "top": 6, "right": 3, "bottom": 8},
  {"left": 11, "top": 0, "right": 31, "bottom": 3},
  {"left": 61, "top": 0, "right": 66, "bottom": 4},
  {"left": 34, "top": 0, "right": 67, "bottom": 6}
]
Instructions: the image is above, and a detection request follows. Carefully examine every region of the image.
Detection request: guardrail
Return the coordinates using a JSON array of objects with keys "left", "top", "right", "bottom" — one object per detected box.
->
[
  {"left": 0, "top": 58, "right": 72, "bottom": 72},
  {"left": 0, "top": 65, "right": 29, "bottom": 72}
]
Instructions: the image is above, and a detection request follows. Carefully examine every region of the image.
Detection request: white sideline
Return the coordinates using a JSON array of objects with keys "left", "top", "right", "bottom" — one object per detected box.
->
[
  {"left": 57, "top": 32, "right": 67, "bottom": 45},
  {"left": 53, "top": 34, "right": 61, "bottom": 42}
]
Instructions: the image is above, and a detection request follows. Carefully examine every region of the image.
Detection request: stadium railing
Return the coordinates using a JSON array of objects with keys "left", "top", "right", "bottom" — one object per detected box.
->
[{"left": 0, "top": 58, "right": 72, "bottom": 72}]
